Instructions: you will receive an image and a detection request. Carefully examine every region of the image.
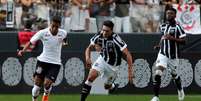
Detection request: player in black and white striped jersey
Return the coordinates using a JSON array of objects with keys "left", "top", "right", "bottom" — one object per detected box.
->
[
  {"left": 80, "top": 20, "right": 133, "bottom": 101},
  {"left": 90, "top": 32, "right": 127, "bottom": 66},
  {"left": 151, "top": 7, "right": 186, "bottom": 101}
]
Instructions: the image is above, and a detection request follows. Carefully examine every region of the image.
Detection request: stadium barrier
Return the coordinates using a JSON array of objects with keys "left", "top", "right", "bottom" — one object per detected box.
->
[{"left": 0, "top": 32, "right": 201, "bottom": 94}]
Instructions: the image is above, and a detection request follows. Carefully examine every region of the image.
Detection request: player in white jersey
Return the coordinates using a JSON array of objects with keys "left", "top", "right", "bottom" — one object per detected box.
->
[{"left": 18, "top": 16, "right": 67, "bottom": 101}]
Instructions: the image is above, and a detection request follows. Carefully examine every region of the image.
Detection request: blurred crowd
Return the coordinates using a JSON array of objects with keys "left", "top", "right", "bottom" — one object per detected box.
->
[{"left": 0, "top": 0, "right": 200, "bottom": 33}]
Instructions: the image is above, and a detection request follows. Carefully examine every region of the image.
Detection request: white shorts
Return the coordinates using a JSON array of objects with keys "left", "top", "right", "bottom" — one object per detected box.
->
[
  {"left": 155, "top": 53, "right": 179, "bottom": 75},
  {"left": 92, "top": 56, "right": 118, "bottom": 85},
  {"left": 156, "top": 53, "right": 169, "bottom": 68}
]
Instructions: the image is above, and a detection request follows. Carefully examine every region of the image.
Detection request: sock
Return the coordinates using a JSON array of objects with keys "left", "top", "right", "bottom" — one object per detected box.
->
[
  {"left": 32, "top": 85, "right": 41, "bottom": 99},
  {"left": 80, "top": 83, "right": 92, "bottom": 101},
  {"left": 44, "top": 86, "right": 52, "bottom": 96},
  {"left": 153, "top": 75, "right": 161, "bottom": 97},
  {"left": 85, "top": 80, "right": 92, "bottom": 86},
  {"left": 174, "top": 76, "right": 182, "bottom": 91},
  {"left": 110, "top": 84, "right": 115, "bottom": 89}
]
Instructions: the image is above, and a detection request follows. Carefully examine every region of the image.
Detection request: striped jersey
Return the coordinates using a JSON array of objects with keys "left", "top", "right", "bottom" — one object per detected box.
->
[
  {"left": 90, "top": 32, "right": 127, "bottom": 66},
  {"left": 159, "top": 22, "right": 186, "bottom": 59}
]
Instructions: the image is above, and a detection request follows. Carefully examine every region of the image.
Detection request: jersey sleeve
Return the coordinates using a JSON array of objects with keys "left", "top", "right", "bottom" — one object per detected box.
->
[
  {"left": 177, "top": 24, "right": 186, "bottom": 38},
  {"left": 90, "top": 33, "right": 100, "bottom": 45},
  {"left": 113, "top": 34, "right": 127, "bottom": 51},
  {"left": 62, "top": 29, "right": 67, "bottom": 39},
  {"left": 30, "top": 30, "right": 43, "bottom": 44},
  {"left": 62, "top": 30, "right": 68, "bottom": 44},
  {"left": 159, "top": 24, "right": 166, "bottom": 35}
]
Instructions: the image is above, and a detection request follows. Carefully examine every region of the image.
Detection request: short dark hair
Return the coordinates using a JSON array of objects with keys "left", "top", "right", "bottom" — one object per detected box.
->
[
  {"left": 24, "top": 20, "right": 32, "bottom": 29},
  {"left": 166, "top": 7, "right": 177, "bottom": 14},
  {"left": 103, "top": 20, "right": 114, "bottom": 30},
  {"left": 51, "top": 16, "right": 61, "bottom": 24}
]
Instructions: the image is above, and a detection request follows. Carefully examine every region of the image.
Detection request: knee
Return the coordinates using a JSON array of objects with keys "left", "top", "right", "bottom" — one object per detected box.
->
[
  {"left": 34, "top": 77, "right": 43, "bottom": 86},
  {"left": 104, "top": 84, "right": 112, "bottom": 90},
  {"left": 44, "top": 80, "right": 52, "bottom": 90},
  {"left": 155, "top": 69, "right": 163, "bottom": 76},
  {"left": 154, "top": 70, "right": 163, "bottom": 83},
  {"left": 87, "top": 69, "right": 99, "bottom": 82},
  {"left": 32, "top": 85, "right": 41, "bottom": 97}
]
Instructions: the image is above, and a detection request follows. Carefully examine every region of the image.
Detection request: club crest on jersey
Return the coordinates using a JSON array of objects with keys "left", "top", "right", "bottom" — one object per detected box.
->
[
  {"left": 108, "top": 42, "right": 113, "bottom": 47},
  {"left": 169, "top": 29, "right": 175, "bottom": 35},
  {"left": 94, "top": 63, "right": 99, "bottom": 67},
  {"left": 45, "top": 33, "right": 50, "bottom": 37}
]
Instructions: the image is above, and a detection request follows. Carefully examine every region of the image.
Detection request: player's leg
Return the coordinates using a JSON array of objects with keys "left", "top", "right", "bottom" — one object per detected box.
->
[
  {"left": 80, "top": 56, "right": 104, "bottom": 101},
  {"left": 80, "top": 69, "right": 99, "bottom": 101},
  {"left": 151, "top": 54, "right": 168, "bottom": 101},
  {"left": 32, "top": 75, "right": 44, "bottom": 101},
  {"left": 103, "top": 67, "right": 118, "bottom": 92},
  {"left": 42, "top": 63, "right": 61, "bottom": 101},
  {"left": 151, "top": 66, "right": 164, "bottom": 101},
  {"left": 172, "top": 73, "right": 185, "bottom": 101},
  {"left": 32, "top": 61, "right": 45, "bottom": 101},
  {"left": 42, "top": 78, "right": 53, "bottom": 101},
  {"left": 171, "top": 59, "right": 184, "bottom": 101}
]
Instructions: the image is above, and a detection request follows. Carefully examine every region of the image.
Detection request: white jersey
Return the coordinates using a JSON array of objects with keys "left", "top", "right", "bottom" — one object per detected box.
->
[{"left": 30, "top": 28, "right": 67, "bottom": 65}]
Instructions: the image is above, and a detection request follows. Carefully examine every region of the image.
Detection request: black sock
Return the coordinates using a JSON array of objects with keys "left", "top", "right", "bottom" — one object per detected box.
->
[
  {"left": 174, "top": 76, "right": 182, "bottom": 91},
  {"left": 153, "top": 75, "right": 161, "bottom": 97},
  {"left": 80, "top": 83, "right": 91, "bottom": 101}
]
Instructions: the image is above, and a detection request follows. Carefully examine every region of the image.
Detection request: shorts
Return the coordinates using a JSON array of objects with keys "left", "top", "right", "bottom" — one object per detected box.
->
[
  {"left": 155, "top": 53, "right": 179, "bottom": 75},
  {"left": 34, "top": 60, "right": 61, "bottom": 82},
  {"left": 92, "top": 56, "right": 118, "bottom": 85}
]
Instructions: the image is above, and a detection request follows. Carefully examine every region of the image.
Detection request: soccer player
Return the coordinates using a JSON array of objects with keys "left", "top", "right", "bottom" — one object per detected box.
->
[
  {"left": 151, "top": 7, "right": 186, "bottom": 101},
  {"left": 80, "top": 20, "right": 133, "bottom": 101},
  {"left": 18, "top": 16, "right": 67, "bottom": 101}
]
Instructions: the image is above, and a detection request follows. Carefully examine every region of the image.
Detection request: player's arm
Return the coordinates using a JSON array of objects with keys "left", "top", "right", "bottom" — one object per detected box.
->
[
  {"left": 18, "top": 30, "right": 42, "bottom": 56},
  {"left": 17, "top": 41, "right": 32, "bottom": 56},
  {"left": 163, "top": 24, "right": 186, "bottom": 44},
  {"left": 154, "top": 35, "right": 163, "bottom": 50},
  {"left": 162, "top": 34, "right": 185, "bottom": 43},
  {"left": 85, "top": 44, "right": 95, "bottom": 69},
  {"left": 122, "top": 48, "right": 133, "bottom": 83},
  {"left": 86, "top": 33, "right": 100, "bottom": 68},
  {"left": 62, "top": 30, "right": 68, "bottom": 46},
  {"left": 63, "top": 38, "right": 68, "bottom": 46}
]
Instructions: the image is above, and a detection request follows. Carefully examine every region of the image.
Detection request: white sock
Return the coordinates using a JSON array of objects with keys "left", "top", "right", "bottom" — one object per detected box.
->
[
  {"left": 85, "top": 80, "right": 92, "bottom": 86},
  {"left": 110, "top": 84, "right": 115, "bottom": 89},
  {"left": 44, "top": 86, "right": 52, "bottom": 96},
  {"left": 32, "top": 85, "right": 41, "bottom": 99}
]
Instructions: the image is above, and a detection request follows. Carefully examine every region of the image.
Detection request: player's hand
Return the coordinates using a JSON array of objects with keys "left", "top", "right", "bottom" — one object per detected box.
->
[
  {"left": 95, "top": 44, "right": 101, "bottom": 52},
  {"left": 154, "top": 45, "right": 160, "bottom": 50},
  {"left": 162, "top": 34, "right": 174, "bottom": 40},
  {"left": 17, "top": 50, "right": 24, "bottom": 57},
  {"left": 62, "top": 42, "right": 68, "bottom": 46},
  {"left": 85, "top": 58, "right": 92, "bottom": 69}
]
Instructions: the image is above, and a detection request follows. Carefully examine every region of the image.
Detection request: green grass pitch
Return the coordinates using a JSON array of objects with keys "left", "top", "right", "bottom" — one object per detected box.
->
[{"left": 0, "top": 94, "right": 201, "bottom": 101}]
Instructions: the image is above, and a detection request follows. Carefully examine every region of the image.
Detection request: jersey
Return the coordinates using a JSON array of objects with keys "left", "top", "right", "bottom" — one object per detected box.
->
[
  {"left": 90, "top": 32, "right": 127, "bottom": 66},
  {"left": 30, "top": 27, "right": 67, "bottom": 65},
  {"left": 159, "top": 22, "right": 186, "bottom": 59}
]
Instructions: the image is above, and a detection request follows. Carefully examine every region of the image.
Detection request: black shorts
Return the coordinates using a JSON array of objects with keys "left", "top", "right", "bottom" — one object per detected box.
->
[{"left": 34, "top": 60, "right": 61, "bottom": 82}]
